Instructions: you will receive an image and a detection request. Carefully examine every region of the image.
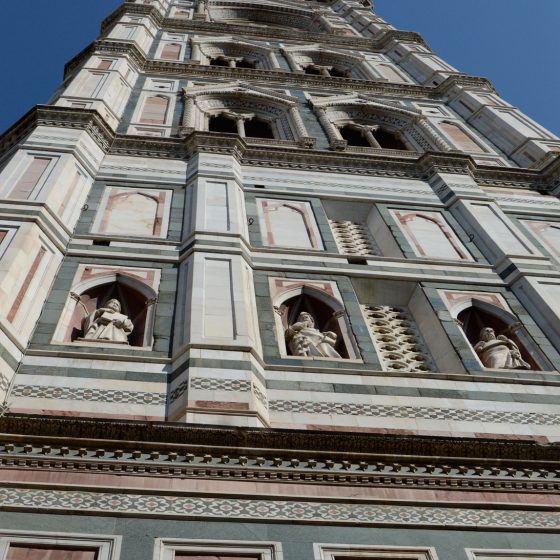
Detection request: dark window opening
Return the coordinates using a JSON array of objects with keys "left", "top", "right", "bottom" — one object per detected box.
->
[
  {"left": 372, "top": 128, "right": 408, "bottom": 150},
  {"left": 209, "top": 56, "right": 229, "bottom": 67},
  {"left": 347, "top": 256, "right": 368, "bottom": 265},
  {"left": 339, "top": 125, "right": 369, "bottom": 147},
  {"left": 304, "top": 65, "right": 322, "bottom": 75},
  {"left": 244, "top": 117, "right": 274, "bottom": 139},
  {"left": 236, "top": 58, "right": 257, "bottom": 69},
  {"left": 329, "top": 66, "right": 347, "bottom": 78},
  {"left": 208, "top": 114, "right": 238, "bottom": 134},
  {"left": 93, "top": 239, "right": 111, "bottom": 246}
]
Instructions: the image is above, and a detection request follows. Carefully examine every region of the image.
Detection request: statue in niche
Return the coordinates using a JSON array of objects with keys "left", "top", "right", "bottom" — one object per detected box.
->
[
  {"left": 285, "top": 311, "right": 341, "bottom": 358},
  {"left": 81, "top": 298, "right": 133, "bottom": 344},
  {"left": 474, "top": 327, "right": 530, "bottom": 369}
]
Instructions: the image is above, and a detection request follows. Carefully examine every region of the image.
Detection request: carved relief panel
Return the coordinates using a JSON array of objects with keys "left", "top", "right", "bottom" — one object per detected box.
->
[{"left": 362, "top": 304, "right": 434, "bottom": 372}]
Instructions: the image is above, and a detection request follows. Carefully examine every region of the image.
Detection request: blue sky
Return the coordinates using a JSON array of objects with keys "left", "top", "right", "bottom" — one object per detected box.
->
[{"left": 0, "top": 0, "right": 558, "bottom": 136}]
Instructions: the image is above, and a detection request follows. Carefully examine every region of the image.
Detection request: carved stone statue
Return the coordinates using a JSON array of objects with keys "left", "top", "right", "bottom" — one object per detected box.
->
[
  {"left": 285, "top": 311, "right": 341, "bottom": 358},
  {"left": 81, "top": 298, "right": 133, "bottom": 344},
  {"left": 474, "top": 327, "right": 530, "bottom": 369}
]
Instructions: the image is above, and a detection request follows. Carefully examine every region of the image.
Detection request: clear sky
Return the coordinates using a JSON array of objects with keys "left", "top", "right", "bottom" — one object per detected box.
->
[{"left": 0, "top": 0, "right": 558, "bottom": 136}]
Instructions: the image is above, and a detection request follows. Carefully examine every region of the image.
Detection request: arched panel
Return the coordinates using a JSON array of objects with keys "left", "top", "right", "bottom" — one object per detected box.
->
[
  {"left": 101, "top": 191, "right": 160, "bottom": 236},
  {"left": 394, "top": 210, "right": 471, "bottom": 260},
  {"left": 258, "top": 199, "right": 323, "bottom": 249}
]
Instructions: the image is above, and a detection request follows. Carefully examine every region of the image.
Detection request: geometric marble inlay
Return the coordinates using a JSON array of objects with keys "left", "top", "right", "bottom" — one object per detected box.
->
[{"left": 0, "top": 488, "right": 558, "bottom": 529}]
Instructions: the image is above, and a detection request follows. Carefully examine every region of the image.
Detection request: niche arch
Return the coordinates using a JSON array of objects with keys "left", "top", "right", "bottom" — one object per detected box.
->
[
  {"left": 311, "top": 95, "right": 453, "bottom": 152},
  {"left": 449, "top": 296, "right": 548, "bottom": 371},
  {"left": 54, "top": 269, "right": 159, "bottom": 348},
  {"left": 271, "top": 280, "right": 359, "bottom": 360}
]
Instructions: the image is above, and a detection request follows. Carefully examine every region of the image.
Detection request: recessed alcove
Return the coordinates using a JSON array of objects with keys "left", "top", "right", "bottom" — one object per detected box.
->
[
  {"left": 67, "top": 282, "right": 148, "bottom": 347},
  {"left": 454, "top": 298, "right": 546, "bottom": 371},
  {"left": 322, "top": 200, "right": 383, "bottom": 257},
  {"left": 269, "top": 278, "right": 360, "bottom": 360},
  {"left": 244, "top": 117, "right": 275, "bottom": 139},
  {"left": 52, "top": 266, "right": 160, "bottom": 349},
  {"left": 352, "top": 278, "right": 465, "bottom": 373},
  {"left": 208, "top": 113, "right": 238, "bottom": 134},
  {"left": 280, "top": 292, "right": 349, "bottom": 359}
]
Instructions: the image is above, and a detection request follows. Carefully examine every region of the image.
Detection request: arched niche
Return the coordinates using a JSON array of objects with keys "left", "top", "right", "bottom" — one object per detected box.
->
[
  {"left": 453, "top": 298, "right": 547, "bottom": 371},
  {"left": 59, "top": 274, "right": 157, "bottom": 348},
  {"left": 273, "top": 284, "right": 359, "bottom": 360}
]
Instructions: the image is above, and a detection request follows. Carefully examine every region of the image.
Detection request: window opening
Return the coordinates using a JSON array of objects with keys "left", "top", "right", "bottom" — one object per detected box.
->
[
  {"left": 208, "top": 114, "right": 238, "bottom": 134},
  {"left": 339, "top": 125, "right": 369, "bottom": 147},
  {"left": 244, "top": 117, "right": 274, "bottom": 139}
]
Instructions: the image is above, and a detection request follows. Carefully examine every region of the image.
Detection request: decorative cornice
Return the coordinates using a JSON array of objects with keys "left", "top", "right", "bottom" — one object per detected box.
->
[
  {"left": 63, "top": 39, "right": 496, "bottom": 99},
  {"left": 0, "top": 105, "right": 114, "bottom": 157},
  {"left": 1, "top": 440, "right": 560, "bottom": 493},
  {"left": 1, "top": 414, "right": 559, "bottom": 462},
  {"left": 0, "top": 106, "right": 555, "bottom": 190}
]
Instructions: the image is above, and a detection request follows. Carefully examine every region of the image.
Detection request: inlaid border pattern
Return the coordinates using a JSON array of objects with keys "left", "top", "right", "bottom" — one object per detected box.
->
[
  {"left": 270, "top": 399, "right": 560, "bottom": 425},
  {"left": 12, "top": 385, "right": 166, "bottom": 405},
  {"left": 0, "top": 489, "right": 558, "bottom": 529}
]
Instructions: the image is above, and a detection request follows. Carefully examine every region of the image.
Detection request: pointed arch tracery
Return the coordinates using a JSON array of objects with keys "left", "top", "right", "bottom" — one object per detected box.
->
[
  {"left": 180, "top": 82, "right": 314, "bottom": 147},
  {"left": 191, "top": 36, "right": 280, "bottom": 70},
  {"left": 282, "top": 45, "right": 376, "bottom": 80},
  {"left": 311, "top": 95, "right": 453, "bottom": 153}
]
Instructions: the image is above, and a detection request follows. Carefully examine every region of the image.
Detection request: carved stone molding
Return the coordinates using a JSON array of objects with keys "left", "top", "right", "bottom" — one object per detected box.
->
[
  {"left": 1, "top": 414, "right": 559, "bottom": 462},
  {"left": 0, "top": 106, "right": 555, "bottom": 191}
]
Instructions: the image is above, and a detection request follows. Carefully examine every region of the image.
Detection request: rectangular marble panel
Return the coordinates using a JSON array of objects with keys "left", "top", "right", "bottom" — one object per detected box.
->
[{"left": 203, "top": 258, "right": 235, "bottom": 340}]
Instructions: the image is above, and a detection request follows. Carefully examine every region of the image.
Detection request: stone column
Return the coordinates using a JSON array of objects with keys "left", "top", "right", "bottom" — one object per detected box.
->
[
  {"left": 417, "top": 118, "right": 453, "bottom": 152},
  {"left": 315, "top": 106, "right": 346, "bottom": 149},
  {"left": 236, "top": 116, "right": 246, "bottom": 137},
  {"left": 289, "top": 105, "right": 315, "bottom": 148},
  {"left": 180, "top": 92, "right": 196, "bottom": 136},
  {"left": 191, "top": 43, "right": 202, "bottom": 63},
  {"left": 363, "top": 127, "right": 382, "bottom": 148}
]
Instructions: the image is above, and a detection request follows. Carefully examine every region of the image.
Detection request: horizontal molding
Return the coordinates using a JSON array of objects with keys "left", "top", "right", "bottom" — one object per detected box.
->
[
  {"left": 2, "top": 105, "right": 558, "bottom": 191},
  {"left": 0, "top": 487, "right": 558, "bottom": 529},
  {"left": 1, "top": 414, "right": 559, "bottom": 462}
]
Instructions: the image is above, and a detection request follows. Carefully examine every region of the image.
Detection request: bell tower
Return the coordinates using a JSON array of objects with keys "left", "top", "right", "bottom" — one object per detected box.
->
[{"left": 1, "top": 0, "right": 560, "bottom": 558}]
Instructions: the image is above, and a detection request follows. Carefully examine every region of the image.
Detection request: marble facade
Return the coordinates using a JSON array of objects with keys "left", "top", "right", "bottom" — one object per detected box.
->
[{"left": 0, "top": 0, "right": 560, "bottom": 558}]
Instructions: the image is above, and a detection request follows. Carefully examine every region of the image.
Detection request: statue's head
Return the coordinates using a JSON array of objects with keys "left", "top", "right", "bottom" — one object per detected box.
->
[
  {"left": 480, "top": 327, "right": 496, "bottom": 341},
  {"left": 297, "top": 312, "right": 315, "bottom": 327},
  {"left": 106, "top": 299, "right": 121, "bottom": 313}
]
